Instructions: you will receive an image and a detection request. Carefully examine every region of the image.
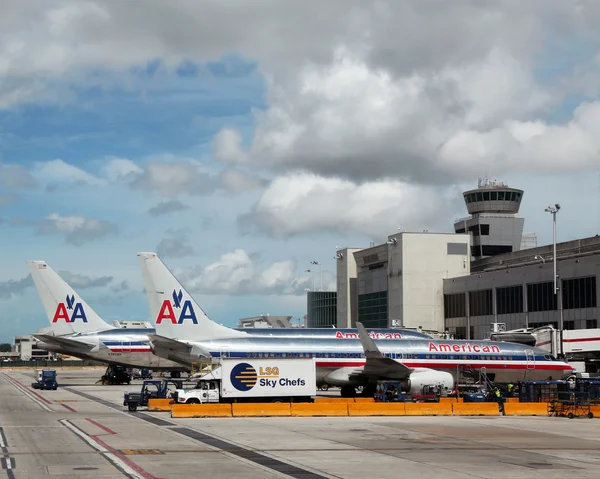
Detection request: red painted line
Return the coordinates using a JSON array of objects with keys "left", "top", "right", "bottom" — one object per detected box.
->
[
  {"left": 60, "top": 403, "right": 76, "bottom": 412},
  {"left": 91, "top": 434, "right": 160, "bottom": 479},
  {"left": 85, "top": 418, "right": 117, "bottom": 435},
  {"left": 315, "top": 361, "right": 571, "bottom": 371},
  {"left": 564, "top": 337, "right": 600, "bottom": 343},
  {"left": 6, "top": 375, "right": 53, "bottom": 404}
]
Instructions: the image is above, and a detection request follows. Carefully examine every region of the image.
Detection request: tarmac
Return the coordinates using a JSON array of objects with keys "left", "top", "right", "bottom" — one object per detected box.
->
[{"left": 1, "top": 368, "right": 600, "bottom": 479}]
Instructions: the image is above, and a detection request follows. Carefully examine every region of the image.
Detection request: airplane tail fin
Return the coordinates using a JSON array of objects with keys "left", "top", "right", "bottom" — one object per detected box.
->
[
  {"left": 137, "top": 252, "right": 247, "bottom": 340},
  {"left": 27, "top": 260, "right": 115, "bottom": 336}
]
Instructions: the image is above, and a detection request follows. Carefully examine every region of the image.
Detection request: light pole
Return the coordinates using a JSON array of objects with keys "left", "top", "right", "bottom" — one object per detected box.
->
[
  {"left": 310, "top": 261, "right": 322, "bottom": 291},
  {"left": 304, "top": 269, "right": 315, "bottom": 291},
  {"left": 545, "top": 204, "right": 563, "bottom": 340}
]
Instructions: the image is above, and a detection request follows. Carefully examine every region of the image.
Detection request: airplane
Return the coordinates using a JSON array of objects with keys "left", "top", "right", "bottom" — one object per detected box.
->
[
  {"left": 138, "top": 252, "right": 575, "bottom": 397},
  {"left": 27, "top": 260, "right": 188, "bottom": 376},
  {"left": 28, "top": 260, "right": 427, "bottom": 378}
]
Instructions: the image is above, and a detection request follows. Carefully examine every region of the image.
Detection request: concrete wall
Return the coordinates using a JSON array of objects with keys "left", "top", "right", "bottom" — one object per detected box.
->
[
  {"left": 396, "top": 233, "right": 470, "bottom": 331},
  {"left": 335, "top": 248, "right": 361, "bottom": 328}
]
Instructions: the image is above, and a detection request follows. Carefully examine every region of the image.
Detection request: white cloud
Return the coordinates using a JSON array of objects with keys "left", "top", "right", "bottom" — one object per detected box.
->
[
  {"left": 103, "top": 157, "right": 142, "bottom": 182},
  {"left": 239, "top": 172, "right": 454, "bottom": 239},
  {"left": 37, "top": 213, "right": 118, "bottom": 246},
  {"left": 34, "top": 159, "right": 106, "bottom": 186},
  {"left": 219, "top": 168, "right": 265, "bottom": 193},
  {"left": 178, "top": 249, "right": 310, "bottom": 295},
  {"left": 131, "top": 159, "right": 218, "bottom": 197}
]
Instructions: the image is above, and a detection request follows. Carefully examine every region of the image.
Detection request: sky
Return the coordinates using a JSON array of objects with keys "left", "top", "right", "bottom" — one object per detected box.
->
[{"left": 2, "top": 1, "right": 600, "bottom": 342}]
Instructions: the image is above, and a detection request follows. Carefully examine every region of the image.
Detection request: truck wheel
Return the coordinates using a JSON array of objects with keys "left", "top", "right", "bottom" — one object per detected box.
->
[
  {"left": 186, "top": 399, "right": 200, "bottom": 404},
  {"left": 128, "top": 404, "right": 138, "bottom": 412}
]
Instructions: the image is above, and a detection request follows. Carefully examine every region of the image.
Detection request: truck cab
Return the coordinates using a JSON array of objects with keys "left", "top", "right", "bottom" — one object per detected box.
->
[{"left": 173, "top": 379, "right": 220, "bottom": 404}]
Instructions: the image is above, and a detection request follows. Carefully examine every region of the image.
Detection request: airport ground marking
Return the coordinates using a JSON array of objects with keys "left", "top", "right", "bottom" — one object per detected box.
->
[
  {"left": 0, "top": 426, "right": 16, "bottom": 479},
  {"left": 60, "top": 419, "right": 160, "bottom": 479},
  {"left": 0, "top": 373, "right": 53, "bottom": 412},
  {"left": 60, "top": 403, "right": 77, "bottom": 412},
  {"left": 85, "top": 418, "right": 117, "bottom": 435},
  {"left": 64, "top": 386, "right": 332, "bottom": 479}
]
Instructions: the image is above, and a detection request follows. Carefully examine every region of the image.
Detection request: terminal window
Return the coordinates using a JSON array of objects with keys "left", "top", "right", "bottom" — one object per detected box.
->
[
  {"left": 527, "top": 281, "right": 557, "bottom": 312},
  {"left": 496, "top": 285, "right": 523, "bottom": 315},
  {"left": 358, "top": 291, "right": 388, "bottom": 328},
  {"left": 444, "top": 293, "right": 466, "bottom": 318},
  {"left": 469, "top": 289, "right": 493, "bottom": 316},
  {"left": 562, "top": 276, "right": 597, "bottom": 310}
]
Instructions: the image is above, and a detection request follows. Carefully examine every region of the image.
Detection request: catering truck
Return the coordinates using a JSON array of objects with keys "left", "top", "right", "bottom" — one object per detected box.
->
[{"left": 173, "top": 358, "right": 316, "bottom": 404}]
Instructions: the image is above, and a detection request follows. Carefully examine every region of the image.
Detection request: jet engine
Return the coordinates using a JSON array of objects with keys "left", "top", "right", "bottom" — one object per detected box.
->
[
  {"left": 402, "top": 369, "right": 454, "bottom": 395},
  {"left": 324, "top": 366, "right": 455, "bottom": 397}
]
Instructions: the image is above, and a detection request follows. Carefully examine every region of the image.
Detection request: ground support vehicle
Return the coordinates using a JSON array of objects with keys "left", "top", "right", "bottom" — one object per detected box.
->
[
  {"left": 374, "top": 380, "right": 448, "bottom": 403},
  {"left": 124, "top": 379, "right": 185, "bottom": 411},
  {"left": 172, "top": 358, "right": 316, "bottom": 404},
  {"left": 548, "top": 392, "right": 594, "bottom": 419},
  {"left": 31, "top": 369, "right": 58, "bottom": 390},
  {"left": 98, "top": 365, "right": 131, "bottom": 385},
  {"left": 131, "top": 368, "right": 153, "bottom": 380}
]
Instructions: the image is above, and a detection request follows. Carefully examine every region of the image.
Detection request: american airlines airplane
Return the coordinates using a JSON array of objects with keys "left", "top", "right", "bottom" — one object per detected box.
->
[
  {"left": 28, "top": 261, "right": 427, "bottom": 377},
  {"left": 138, "top": 252, "right": 574, "bottom": 397}
]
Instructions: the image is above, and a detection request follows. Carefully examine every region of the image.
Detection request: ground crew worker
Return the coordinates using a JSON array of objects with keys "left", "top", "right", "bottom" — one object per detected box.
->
[{"left": 507, "top": 383, "right": 514, "bottom": 396}]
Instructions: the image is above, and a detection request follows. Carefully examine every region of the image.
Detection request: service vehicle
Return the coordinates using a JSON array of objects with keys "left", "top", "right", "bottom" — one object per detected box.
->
[
  {"left": 31, "top": 369, "right": 58, "bottom": 390},
  {"left": 123, "top": 378, "right": 185, "bottom": 411},
  {"left": 99, "top": 365, "right": 131, "bottom": 385},
  {"left": 172, "top": 358, "right": 316, "bottom": 404}
]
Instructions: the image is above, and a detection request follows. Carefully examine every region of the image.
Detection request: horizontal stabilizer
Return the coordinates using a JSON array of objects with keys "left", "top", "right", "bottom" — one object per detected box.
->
[{"left": 33, "top": 334, "right": 95, "bottom": 351}]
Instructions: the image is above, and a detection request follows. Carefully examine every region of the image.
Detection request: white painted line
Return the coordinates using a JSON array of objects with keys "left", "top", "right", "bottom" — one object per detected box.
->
[
  {"left": 59, "top": 420, "right": 108, "bottom": 453},
  {"left": 60, "top": 420, "right": 147, "bottom": 479},
  {"left": 104, "top": 453, "right": 148, "bottom": 479},
  {"left": 1, "top": 374, "right": 53, "bottom": 412}
]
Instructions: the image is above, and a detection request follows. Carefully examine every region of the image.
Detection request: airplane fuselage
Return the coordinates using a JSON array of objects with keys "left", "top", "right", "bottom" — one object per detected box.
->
[
  {"left": 154, "top": 336, "right": 573, "bottom": 384},
  {"left": 37, "top": 327, "right": 429, "bottom": 371}
]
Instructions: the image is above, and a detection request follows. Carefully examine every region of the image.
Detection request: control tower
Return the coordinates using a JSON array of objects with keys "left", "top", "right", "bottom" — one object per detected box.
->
[{"left": 454, "top": 178, "right": 525, "bottom": 259}]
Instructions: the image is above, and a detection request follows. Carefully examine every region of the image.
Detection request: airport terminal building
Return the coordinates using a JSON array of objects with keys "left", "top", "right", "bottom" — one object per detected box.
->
[{"left": 326, "top": 179, "right": 598, "bottom": 340}]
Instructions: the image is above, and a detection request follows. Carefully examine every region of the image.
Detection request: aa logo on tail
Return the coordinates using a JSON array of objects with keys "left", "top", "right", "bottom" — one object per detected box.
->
[
  {"left": 155, "top": 289, "right": 198, "bottom": 325},
  {"left": 52, "top": 295, "right": 88, "bottom": 323}
]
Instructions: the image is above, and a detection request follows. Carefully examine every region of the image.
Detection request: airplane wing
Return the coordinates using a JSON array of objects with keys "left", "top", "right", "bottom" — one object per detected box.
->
[
  {"left": 33, "top": 334, "right": 96, "bottom": 351},
  {"left": 148, "top": 334, "right": 212, "bottom": 360},
  {"left": 351, "top": 322, "right": 414, "bottom": 380}
]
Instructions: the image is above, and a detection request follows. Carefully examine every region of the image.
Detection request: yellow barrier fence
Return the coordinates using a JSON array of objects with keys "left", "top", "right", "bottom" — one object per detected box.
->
[
  {"left": 504, "top": 402, "right": 549, "bottom": 416},
  {"left": 232, "top": 403, "right": 291, "bottom": 417},
  {"left": 314, "top": 397, "right": 354, "bottom": 404},
  {"left": 452, "top": 402, "right": 500, "bottom": 416},
  {"left": 171, "top": 404, "right": 232, "bottom": 418},
  {"left": 147, "top": 399, "right": 173, "bottom": 412},
  {"left": 348, "top": 402, "right": 405, "bottom": 416},
  {"left": 404, "top": 402, "right": 453, "bottom": 416},
  {"left": 291, "top": 403, "right": 349, "bottom": 417}
]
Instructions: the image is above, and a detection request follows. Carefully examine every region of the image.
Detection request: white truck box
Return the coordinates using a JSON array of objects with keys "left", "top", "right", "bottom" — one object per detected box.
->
[
  {"left": 220, "top": 358, "right": 316, "bottom": 399},
  {"left": 176, "top": 358, "right": 317, "bottom": 403}
]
